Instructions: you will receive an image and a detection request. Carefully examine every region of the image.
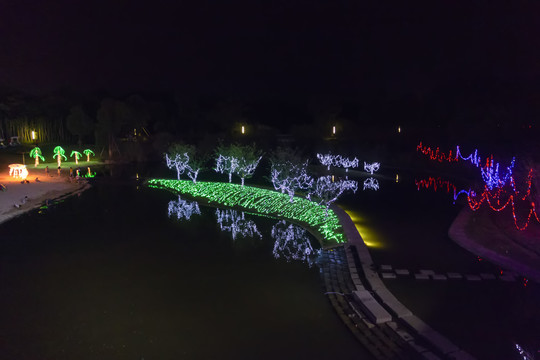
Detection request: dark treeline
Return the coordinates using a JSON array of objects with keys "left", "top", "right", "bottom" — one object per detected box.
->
[{"left": 0, "top": 85, "right": 539, "bottom": 167}]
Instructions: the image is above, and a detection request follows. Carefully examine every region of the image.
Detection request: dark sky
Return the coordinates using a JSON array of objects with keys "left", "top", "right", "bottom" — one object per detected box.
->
[{"left": 1, "top": 1, "right": 539, "bottom": 98}]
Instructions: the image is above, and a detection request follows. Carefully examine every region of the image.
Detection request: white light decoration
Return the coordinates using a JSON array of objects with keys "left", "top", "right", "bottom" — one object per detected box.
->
[
  {"left": 271, "top": 220, "right": 319, "bottom": 267},
  {"left": 310, "top": 176, "right": 358, "bottom": 215},
  {"left": 168, "top": 196, "right": 201, "bottom": 220},
  {"left": 215, "top": 209, "right": 262, "bottom": 240},
  {"left": 363, "top": 177, "right": 379, "bottom": 191},
  {"left": 364, "top": 161, "right": 380, "bottom": 174},
  {"left": 332, "top": 126, "right": 336, "bottom": 135},
  {"left": 338, "top": 156, "right": 359, "bottom": 172},
  {"left": 317, "top": 153, "right": 341, "bottom": 170},
  {"left": 235, "top": 156, "right": 262, "bottom": 187},
  {"left": 215, "top": 154, "right": 239, "bottom": 183},
  {"left": 165, "top": 152, "right": 190, "bottom": 180},
  {"left": 270, "top": 161, "right": 313, "bottom": 202},
  {"left": 9, "top": 164, "right": 28, "bottom": 180}
]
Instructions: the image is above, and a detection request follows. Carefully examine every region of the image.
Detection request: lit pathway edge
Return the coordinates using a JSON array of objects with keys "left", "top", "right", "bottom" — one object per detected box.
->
[{"left": 331, "top": 204, "right": 476, "bottom": 360}]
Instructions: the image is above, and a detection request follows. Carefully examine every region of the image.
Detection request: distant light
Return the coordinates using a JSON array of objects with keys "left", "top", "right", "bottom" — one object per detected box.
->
[
  {"left": 395, "top": 174, "right": 399, "bottom": 183},
  {"left": 397, "top": 126, "right": 401, "bottom": 133},
  {"left": 241, "top": 126, "right": 245, "bottom": 134},
  {"left": 31, "top": 131, "right": 36, "bottom": 140},
  {"left": 332, "top": 126, "right": 336, "bottom": 135}
]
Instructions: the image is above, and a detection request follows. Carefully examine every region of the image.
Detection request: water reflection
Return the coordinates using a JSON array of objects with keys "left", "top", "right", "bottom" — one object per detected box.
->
[
  {"left": 168, "top": 196, "right": 201, "bottom": 220},
  {"left": 271, "top": 220, "right": 319, "bottom": 267},
  {"left": 215, "top": 208, "right": 262, "bottom": 240},
  {"left": 363, "top": 177, "right": 379, "bottom": 191}
]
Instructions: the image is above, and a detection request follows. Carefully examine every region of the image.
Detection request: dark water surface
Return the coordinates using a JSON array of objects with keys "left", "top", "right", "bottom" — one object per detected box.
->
[
  {"left": 340, "top": 169, "right": 540, "bottom": 360},
  {"left": 0, "top": 173, "right": 370, "bottom": 360}
]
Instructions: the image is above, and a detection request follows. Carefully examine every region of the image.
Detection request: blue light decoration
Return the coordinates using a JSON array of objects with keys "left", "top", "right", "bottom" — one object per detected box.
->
[
  {"left": 168, "top": 195, "right": 201, "bottom": 220},
  {"left": 363, "top": 162, "right": 380, "bottom": 174},
  {"left": 216, "top": 208, "right": 261, "bottom": 240},
  {"left": 480, "top": 157, "right": 515, "bottom": 190},
  {"left": 337, "top": 156, "right": 359, "bottom": 172},
  {"left": 271, "top": 220, "right": 319, "bottom": 267},
  {"left": 235, "top": 156, "right": 262, "bottom": 187},
  {"left": 363, "top": 177, "right": 379, "bottom": 191},
  {"left": 316, "top": 153, "right": 341, "bottom": 170}
]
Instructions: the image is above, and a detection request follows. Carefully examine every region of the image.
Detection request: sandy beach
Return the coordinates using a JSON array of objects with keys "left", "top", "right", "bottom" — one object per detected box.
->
[{"left": 0, "top": 165, "right": 91, "bottom": 225}]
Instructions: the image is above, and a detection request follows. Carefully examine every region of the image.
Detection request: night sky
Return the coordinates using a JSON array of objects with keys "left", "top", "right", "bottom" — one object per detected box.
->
[{"left": 1, "top": 1, "right": 539, "bottom": 99}]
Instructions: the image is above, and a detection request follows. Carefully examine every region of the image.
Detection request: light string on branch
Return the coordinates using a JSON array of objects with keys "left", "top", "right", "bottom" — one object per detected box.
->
[
  {"left": 216, "top": 208, "right": 261, "bottom": 240},
  {"left": 363, "top": 177, "right": 379, "bottom": 191},
  {"left": 271, "top": 220, "right": 319, "bottom": 267}
]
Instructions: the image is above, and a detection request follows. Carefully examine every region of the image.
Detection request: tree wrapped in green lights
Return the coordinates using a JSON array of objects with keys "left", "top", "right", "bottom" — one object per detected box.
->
[
  {"left": 29, "top": 147, "right": 45, "bottom": 167},
  {"left": 71, "top": 150, "right": 82, "bottom": 164},
  {"left": 83, "top": 149, "right": 95, "bottom": 162},
  {"left": 53, "top": 146, "right": 67, "bottom": 167}
]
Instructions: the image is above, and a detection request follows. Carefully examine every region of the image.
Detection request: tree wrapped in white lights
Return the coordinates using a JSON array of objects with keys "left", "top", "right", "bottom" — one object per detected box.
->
[
  {"left": 269, "top": 147, "right": 313, "bottom": 202},
  {"left": 165, "top": 152, "right": 190, "bottom": 180},
  {"left": 364, "top": 161, "right": 380, "bottom": 174},
  {"left": 215, "top": 143, "right": 263, "bottom": 186},
  {"left": 317, "top": 153, "right": 342, "bottom": 170},
  {"left": 215, "top": 208, "right": 261, "bottom": 240},
  {"left": 168, "top": 196, "right": 201, "bottom": 220},
  {"left": 235, "top": 155, "right": 262, "bottom": 187},
  {"left": 166, "top": 143, "right": 205, "bottom": 182},
  {"left": 215, "top": 154, "right": 238, "bottom": 183},
  {"left": 338, "top": 156, "right": 359, "bottom": 172},
  {"left": 309, "top": 176, "right": 358, "bottom": 215},
  {"left": 271, "top": 220, "right": 319, "bottom": 267},
  {"left": 363, "top": 177, "right": 379, "bottom": 191}
]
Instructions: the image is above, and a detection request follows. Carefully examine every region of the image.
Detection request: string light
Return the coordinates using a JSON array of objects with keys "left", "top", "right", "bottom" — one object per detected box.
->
[
  {"left": 270, "top": 163, "right": 313, "bottom": 203},
  {"left": 148, "top": 179, "right": 347, "bottom": 245},
  {"left": 338, "top": 157, "right": 359, "bottom": 172},
  {"left": 271, "top": 220, "right": 319, "bottom": 267},
  {"left": 363, "top": 162, "right": 380, "bottom": 174},
  {"left": 215, "top": 154, "right": 239, "bottom": 183},
  {"left": 363, "top": 177, "right": 379, "bottom": 191},
  {"left": 316, "top": 153, "right": 340, "bottom": 170},
  {"left": 235, "top": 156, "right": 262, "bottom": 187},
  {"left": 165, "top": 152, "right": 190, "bottom": 180},
  {"left": 168, "top": 195, "right": 201, "bottom": 220},
  {"left": 309, "top": 176, "right": 358, "bottom": 215},
  {"left": 216, "top": 208, "right": 261, "bottom": 240}
]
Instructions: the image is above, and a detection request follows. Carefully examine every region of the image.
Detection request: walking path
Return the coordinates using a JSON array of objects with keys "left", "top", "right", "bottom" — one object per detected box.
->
[{"left": 325, "top": 204, "right": 476, "bottom": 360}]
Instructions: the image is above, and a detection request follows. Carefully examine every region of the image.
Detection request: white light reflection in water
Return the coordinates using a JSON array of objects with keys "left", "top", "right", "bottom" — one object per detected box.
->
[
  {"left": 271, "top": 220, "right": 319, "bottom": 267},
  {"left": 168, "top": 196, "right": 201, "bottom": 220},
  {"left": 216, "top": 209, "right": 262, "bottom": 240},
  {"left": 363, "top": 177, "right": 379, "bottom": 191}
]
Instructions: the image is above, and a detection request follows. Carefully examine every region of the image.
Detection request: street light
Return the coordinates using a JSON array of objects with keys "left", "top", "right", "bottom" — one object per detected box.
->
[{"left": 241, "top": 125, "right": 245, "bottom": 134}]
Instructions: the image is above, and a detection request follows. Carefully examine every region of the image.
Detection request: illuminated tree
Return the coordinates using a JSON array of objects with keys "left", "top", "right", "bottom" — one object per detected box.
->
[
  {"left": 166, "top": 143, "right": 205, "bottom": 183},
  {"left": 363, "top": 161, "right": 380, "bottom": 174},
  {"left": 309, "top": 176, "right": 358, "bottom": 215},
  {"left": 338, "top": 156, "right": 359, "bottom": 172},
  {"left": 165, "top": 152, "right": 190, "bottom": 180},
  {"left": 271, "top": 220, "right": 318, "bottom": 267},
  {"left": 53, "top": 146, "right": 67, "bottom": 167},
  {"left": 214, "top": 143, "right": 240, "bottom": 183},
  {"left": 29, "top": 147, "right": 45, "bottom": 167},
  {"left": 317, "top": 153, "right": 341, "bottom": 170},
  {"left": 70, "top": 150, "right": 82, "bottom": 164},
  {"left": 83, "top": 149, "right": 95, "bottom": 162}
]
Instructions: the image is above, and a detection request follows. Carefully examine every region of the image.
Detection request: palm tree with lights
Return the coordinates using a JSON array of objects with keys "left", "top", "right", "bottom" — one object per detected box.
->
[
  {"left": 71, "top": 150, "right": 82, "bottom": 164},
  {"left": 53, "top": 146, "right": 67, "bottom": 167},
  {"left": 83, "top": 149, "right": 95, "bottom": 162},
  {"left": 29, "top": 147, "right": 45, "bottom": 167}
]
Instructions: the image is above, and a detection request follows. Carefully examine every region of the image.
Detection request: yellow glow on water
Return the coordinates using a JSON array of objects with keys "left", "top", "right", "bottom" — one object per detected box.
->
[{"left": 342, "top": 208, "right": 384, "bottom": 249}]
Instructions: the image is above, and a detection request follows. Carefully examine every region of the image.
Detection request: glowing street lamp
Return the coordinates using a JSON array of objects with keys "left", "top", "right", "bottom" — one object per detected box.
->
[
  {"left": 31, "top": 130, "right": 36, "bottom": 141},
  {"left": 241, "top": 125, "right": 245, "bottom": 134},
  {"left": 332, "top": 126, "right": 336, "bottom": 135}
]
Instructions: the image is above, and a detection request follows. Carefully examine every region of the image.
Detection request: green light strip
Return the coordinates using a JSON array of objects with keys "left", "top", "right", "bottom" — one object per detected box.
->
[{"left": 147, "top": 179, "right": 346, "bottom": 246}]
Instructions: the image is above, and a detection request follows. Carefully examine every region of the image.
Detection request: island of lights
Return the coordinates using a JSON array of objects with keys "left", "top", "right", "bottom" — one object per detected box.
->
[
  {"left": 148, "top": 179, "right": 346, "bottom": 245},
  {"left": 216, "top": 208, "right": 261, "bottom": 240},
  {"left": 168, "top": 195, "right": 201, "bottom": 220},
  {"left": 271, "top": 220, "right": 318, "bottom": 267},
  {"left": 363, "top": 177, "right": 379, "bottom": 191},
  {"left": 363, "top": 162, "right": 380, "bottom": 174}
]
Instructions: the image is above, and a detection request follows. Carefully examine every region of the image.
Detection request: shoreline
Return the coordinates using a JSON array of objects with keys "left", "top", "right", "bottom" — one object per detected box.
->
[
  {"left": 0, "top": 168, "right": 92, "bottom": 226},
  {"left": 449, "top": 207, "right": 540, "bottom": 283}
]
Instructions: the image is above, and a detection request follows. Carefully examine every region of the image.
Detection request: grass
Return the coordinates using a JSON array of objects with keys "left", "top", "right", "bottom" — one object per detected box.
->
[{"left": 148, "top": 178, "right": 346, "bottom": 246}]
